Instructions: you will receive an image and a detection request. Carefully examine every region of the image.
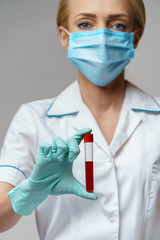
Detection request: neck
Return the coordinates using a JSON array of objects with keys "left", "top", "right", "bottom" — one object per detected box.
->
[{"left": 78, "top": 71, "right": 126, "bottom": 115}]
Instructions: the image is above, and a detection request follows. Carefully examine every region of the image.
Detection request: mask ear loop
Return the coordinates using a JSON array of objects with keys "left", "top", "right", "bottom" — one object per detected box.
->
[{"left": 61, "top": 27, "right": 70, "bottom": 36}]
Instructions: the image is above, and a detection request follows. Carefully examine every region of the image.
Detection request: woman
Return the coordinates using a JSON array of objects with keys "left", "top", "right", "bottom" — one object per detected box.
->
[{"left": 0, "top": 0, "right": 160, "bottom": 239}]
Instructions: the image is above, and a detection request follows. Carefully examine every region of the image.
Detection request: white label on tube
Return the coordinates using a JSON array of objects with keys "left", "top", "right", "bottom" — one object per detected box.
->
[{"left": 85, "top": 142, "right": 93, "bottom": 162}]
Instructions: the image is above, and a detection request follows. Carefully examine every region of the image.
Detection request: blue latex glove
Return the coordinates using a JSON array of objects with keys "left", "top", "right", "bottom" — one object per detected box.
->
[{"left": 8, "top": 128, "right": 98, "bottom": 215}]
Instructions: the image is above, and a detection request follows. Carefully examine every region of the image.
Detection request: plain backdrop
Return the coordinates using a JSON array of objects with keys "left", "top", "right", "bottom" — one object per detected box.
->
[{"left": 0, "top": 0, "right": 160, "bottom": 239}]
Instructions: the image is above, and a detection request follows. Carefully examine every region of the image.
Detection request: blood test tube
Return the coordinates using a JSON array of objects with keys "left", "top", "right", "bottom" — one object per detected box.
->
[{"left": 84, "top": 134, "right": 94, "bottom": 192}]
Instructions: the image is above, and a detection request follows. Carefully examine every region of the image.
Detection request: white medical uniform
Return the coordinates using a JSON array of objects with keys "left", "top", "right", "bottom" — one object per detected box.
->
[{"left": 0, "top": 80, "right": 160, "bottom": 240}]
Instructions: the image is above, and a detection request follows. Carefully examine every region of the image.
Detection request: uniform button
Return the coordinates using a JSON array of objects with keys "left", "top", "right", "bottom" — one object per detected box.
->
[
  {"left": 106, "top": 157, "right": 112, "bottom": 164},
  {"left": 109, "top": 217, "right": 115, "bottom": 224}
]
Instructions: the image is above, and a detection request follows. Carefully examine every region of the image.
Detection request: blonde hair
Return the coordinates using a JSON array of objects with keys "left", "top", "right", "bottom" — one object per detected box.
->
[
  {"left": 57, "top": 0, "right": 70, "bottom": 29},
  {"left": 130, "top": 0, "right": 146, "bottom": 30},
  {"left": 57, "top": 0, "right": 146, "bottom": 31}
]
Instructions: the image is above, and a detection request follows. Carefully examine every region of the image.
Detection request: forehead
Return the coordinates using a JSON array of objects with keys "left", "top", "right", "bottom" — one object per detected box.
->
[{"left": 69, "top": 0, "right": 134, "bottom": 16}]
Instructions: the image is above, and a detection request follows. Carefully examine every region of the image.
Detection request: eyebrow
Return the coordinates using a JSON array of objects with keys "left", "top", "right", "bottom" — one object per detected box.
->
[
  {"left": 108, "top": 14, "right": 129, "bottom": 19},
  {"left": 74, "top": 13, "right": 129, "bottom": 19},
  {"left": 74, "top": 13, "right": 97, "bottom": 19}
]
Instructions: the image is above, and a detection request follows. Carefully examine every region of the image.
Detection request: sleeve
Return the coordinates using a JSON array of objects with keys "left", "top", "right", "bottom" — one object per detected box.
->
[{"left": 0, "top": 104, "right": 37, "bottom": 186}]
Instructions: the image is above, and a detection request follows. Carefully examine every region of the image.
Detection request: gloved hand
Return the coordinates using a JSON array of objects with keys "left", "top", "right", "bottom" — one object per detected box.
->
[{"left": 8, "top": 128, "right": 98, "bottom": 215}]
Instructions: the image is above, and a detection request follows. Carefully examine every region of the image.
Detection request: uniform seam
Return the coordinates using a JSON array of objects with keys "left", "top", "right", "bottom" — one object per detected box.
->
[{"left": 0, "top": 165, "right": 27, "bottom": 179}]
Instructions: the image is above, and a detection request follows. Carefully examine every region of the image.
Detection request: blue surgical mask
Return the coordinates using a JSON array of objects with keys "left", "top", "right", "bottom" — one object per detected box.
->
[{"left": 63, "top": 28, "right": 135, "bottom": 87}]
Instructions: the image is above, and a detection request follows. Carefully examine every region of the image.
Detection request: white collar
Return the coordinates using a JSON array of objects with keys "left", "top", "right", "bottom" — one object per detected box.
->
[{"left": 46, "top": 80, "right": 160, "bottom": 117}]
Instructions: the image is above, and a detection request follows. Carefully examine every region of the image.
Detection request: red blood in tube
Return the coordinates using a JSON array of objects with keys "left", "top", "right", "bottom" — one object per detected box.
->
[{"left": 85, "top": 161, "right": 94, "bottom": 192}]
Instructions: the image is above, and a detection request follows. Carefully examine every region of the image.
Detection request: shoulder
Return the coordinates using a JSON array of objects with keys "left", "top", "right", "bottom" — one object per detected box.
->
[
  {"left": 22, "top": 81, "right": 79, "bottom": 118},
  {"left": 126, "top": 81, "right": 160, "bottom": 113},
  {"left": 24, "top": 98, "right": 55, "bottom": 117},
  {"left": 11, "top": 98, "right": 55, "bottom": 127}
]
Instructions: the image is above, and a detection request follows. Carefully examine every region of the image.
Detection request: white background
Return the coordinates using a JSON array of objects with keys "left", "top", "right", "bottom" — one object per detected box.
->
[{"left": 0, "top": 0, "right": 160, "bottom": 239}]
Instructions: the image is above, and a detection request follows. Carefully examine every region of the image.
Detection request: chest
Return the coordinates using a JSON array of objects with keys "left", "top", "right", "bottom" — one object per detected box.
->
[{"left": 94, "top": 110, "right": 121, "bottom": 145}]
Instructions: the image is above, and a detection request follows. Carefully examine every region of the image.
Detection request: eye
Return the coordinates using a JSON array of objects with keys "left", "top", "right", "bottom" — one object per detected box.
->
[
  {"left": 111, "top": 23, "right": 127, "bottom": 32},
  {"left": 78, "top": 22, "right": 91, "bottom": 30}
]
